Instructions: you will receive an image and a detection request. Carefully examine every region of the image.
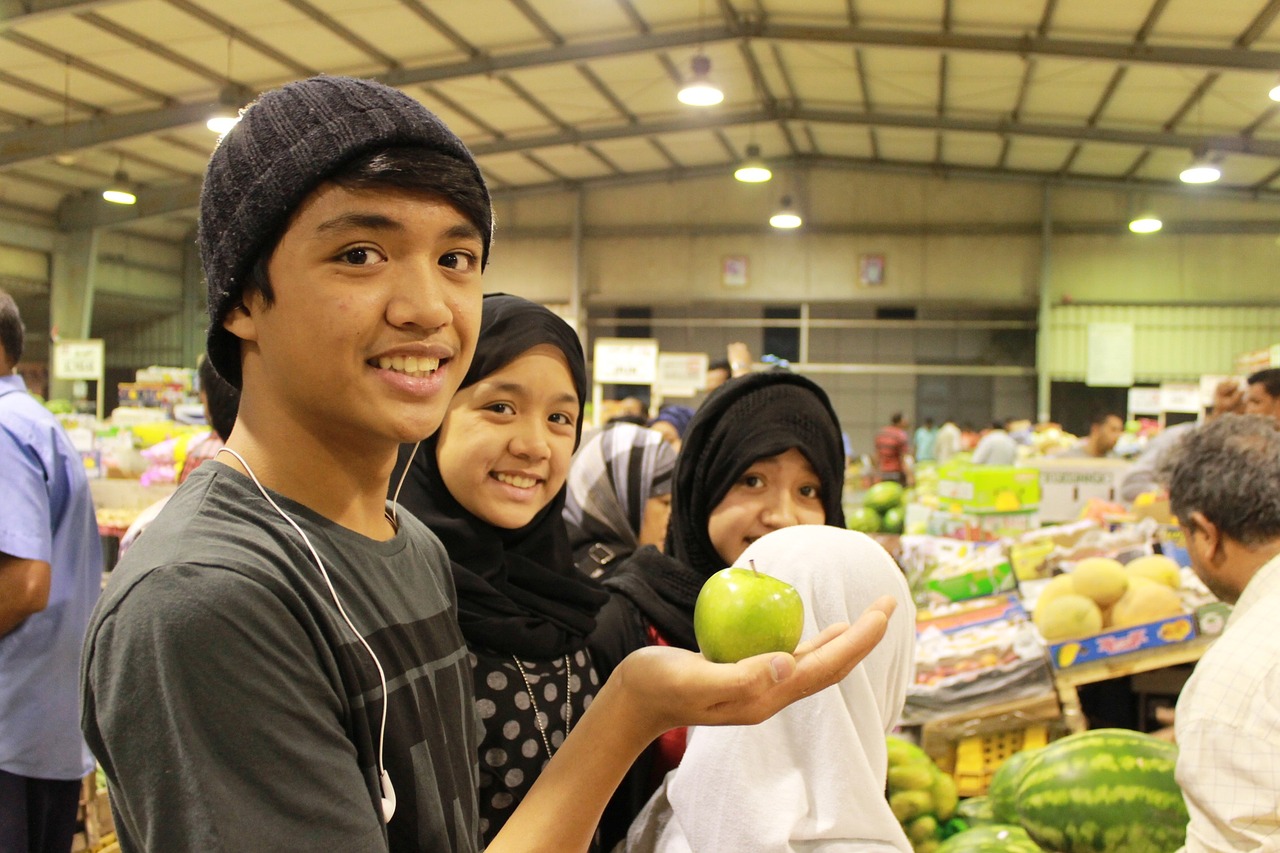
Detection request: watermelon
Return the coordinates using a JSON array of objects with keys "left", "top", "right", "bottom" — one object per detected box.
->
[
  {"left": 954, "top": 796, "right": 997, "bottom": 828},
  {"left": 865, "top": 480, "right": 905, "bottom": 512},
  {"left": 1013, "top": 728, "right": 1188, "bottom": 853},
  {"left": 987, "top": 747, "right": 1042, "bottom": 824},
  {"left": 937, "top": 824, "right": 1042, "bottom": 852}
]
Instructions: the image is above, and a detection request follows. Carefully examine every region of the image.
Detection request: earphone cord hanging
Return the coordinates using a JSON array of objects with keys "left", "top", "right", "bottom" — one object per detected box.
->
[{"left": 215, "top": 446, "right": 392, "bottom": 788}]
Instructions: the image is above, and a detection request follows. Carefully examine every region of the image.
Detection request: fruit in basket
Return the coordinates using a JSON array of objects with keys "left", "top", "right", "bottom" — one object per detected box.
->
[
  {"left": 865, "top": 480, "right": 905, "bottom": 513},
  {"left": 1109, "top": 576, "right": 1183, "bottom": 629},
  {"left": 693, "top": 565, "right": 803, "bottom": 663},
  {"left": 885, "top": 736, "right": 962, "bottom": 850},
  {"left": 1013, "top": 728, "right": 1187, "bottom": 853},
  {"left": 986, "top": 747, "right": 1042, "bottom": 823},
  {"left": 1033, "top": 593, "right": 1103, "bottom": 641},
  {"left": 1069, "top": 557, "right": 1128, "bottom": 607},
  {"left": 1035, "top": 573, "right": 1079, "bottom": 609},
  {"left": 1124, "top": 554, "right": 1181, "bottom": 589},
  {"left": 847, "top": 506, "right": 882, "bottom": 533},
  {"left": 936, "top": 824, "right": 1042, "bottom": 852}
]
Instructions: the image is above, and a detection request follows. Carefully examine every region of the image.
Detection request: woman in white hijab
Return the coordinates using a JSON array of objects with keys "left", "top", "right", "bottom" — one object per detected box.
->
[{"left": 625, "top": 524, "right": 917, "bottom": 853}]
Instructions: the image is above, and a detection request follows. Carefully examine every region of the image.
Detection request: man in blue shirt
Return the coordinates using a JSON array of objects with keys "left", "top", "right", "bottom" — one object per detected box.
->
[{"left": 0, "top": 289, "right": 103, "bottom": 853}]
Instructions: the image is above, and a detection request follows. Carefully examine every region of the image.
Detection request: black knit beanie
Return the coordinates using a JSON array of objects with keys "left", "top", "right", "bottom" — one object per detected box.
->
[{"left": 198, "top": 75, "right": 492, "bottom": 388}]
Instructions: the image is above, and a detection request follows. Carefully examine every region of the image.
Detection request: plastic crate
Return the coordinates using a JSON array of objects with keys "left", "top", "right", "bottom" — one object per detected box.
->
[{"left": 952, "top": 723, "right": 1050, "bottom": 797}]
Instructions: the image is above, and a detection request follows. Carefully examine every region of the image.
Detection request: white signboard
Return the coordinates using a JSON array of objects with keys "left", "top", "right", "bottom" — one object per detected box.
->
[
  {"left": 657, "top": 352, "right": 708, "bottom": 396},
  {"left": 1160, "top": 383, "right": 1202, "bottom": 414},
  {"left": 1127, "top": 386, "right": 1162, "bottom": 416},
  {"left": 1086, "top": 323, "right": 1134, "bottom": 387},
  {"left": 52, "top": 339, "right": 104, "bottom": 381},
  {"left": 592, "top": 338, "right": 659, "bottom": 385}
]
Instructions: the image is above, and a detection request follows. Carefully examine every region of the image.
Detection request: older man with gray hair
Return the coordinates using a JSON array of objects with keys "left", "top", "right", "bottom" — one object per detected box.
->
[{"left": 1159, "top": 414, "right": 1280, "bottom": 852}]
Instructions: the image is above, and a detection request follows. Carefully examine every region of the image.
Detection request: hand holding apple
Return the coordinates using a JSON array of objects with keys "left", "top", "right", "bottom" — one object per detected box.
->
[{"left": 694, "top": 562, "right": 805, "bottom": 663}]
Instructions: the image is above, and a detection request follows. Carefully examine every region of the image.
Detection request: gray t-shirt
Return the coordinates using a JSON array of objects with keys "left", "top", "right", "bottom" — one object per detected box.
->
[{"left": 81, "top": 464, "right": 480, "bottom": 853}]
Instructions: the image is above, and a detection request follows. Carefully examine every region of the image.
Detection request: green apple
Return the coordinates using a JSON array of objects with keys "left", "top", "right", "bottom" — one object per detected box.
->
[{"left": 693, "top": 565, "right": 804, "bottom": 663}]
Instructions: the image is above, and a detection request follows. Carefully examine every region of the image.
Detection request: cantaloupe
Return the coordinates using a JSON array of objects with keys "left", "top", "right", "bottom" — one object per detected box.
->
[
  {"left": 1035, "top": 594, "right": 1105, "bottom": 641},
  {"left": 1071, "top": 557, "right": 1128, "bottom": 607},
  {"left": 1124, "top": 554, "right": 1181, "bottom": 589},
  {"left": 1110, "top": 577, "right": 1183, "bottom": 628}
]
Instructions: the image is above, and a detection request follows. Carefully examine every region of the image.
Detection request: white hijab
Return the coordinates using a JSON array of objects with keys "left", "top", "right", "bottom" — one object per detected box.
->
[{"left": 625, "top": 525, "right": 916, "bottom": 853}]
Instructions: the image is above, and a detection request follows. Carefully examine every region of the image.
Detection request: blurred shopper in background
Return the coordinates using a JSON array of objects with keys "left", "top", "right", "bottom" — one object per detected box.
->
[{"left": 0, "top": 288, "right": 102, "bottom": 853}]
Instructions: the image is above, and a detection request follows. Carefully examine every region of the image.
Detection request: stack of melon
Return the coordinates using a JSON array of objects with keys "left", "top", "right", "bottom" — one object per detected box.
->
[
  {"left": 885, "top": 736, "right": 963, "bottom": 851},
  {"left": 1032, "top": 554, "right": 1184, "bottom": 642},
  {"left": 848, "top": 480, "right": 907, "bottom": 534},
  {"left": 938, "top": 728, "right": 1188, "bottom": 852}
]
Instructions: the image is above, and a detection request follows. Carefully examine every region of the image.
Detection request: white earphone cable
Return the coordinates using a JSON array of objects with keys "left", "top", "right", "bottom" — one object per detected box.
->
[{"left": 216, "top": 447, "right": 394, "bottom": 819}]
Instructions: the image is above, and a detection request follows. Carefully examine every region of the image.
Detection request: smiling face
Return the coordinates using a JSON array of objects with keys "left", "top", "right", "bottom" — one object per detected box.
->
[
  {"left": 435, "top": 344, "right": 580, "bottom": 529},
  {"left": 224, "top": 184, "right": 484, "bottom": 452},
  {"left": 705, "top": 447, "right": 827, "bottom": 566}
]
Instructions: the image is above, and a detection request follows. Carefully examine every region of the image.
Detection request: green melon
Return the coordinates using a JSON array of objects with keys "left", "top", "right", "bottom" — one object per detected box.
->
[
  {"left": 954, "top": 796, "right": 997, "bottom": 828},
  {"left": 846, "top": 506, "right": 882, "bottom": 533},
  {"left": 936, "top": 824, "right": 1042, "bottom": 853},
  {"left": 1013, "top": 728, "right": 1188, "bottom": 853},
  {"left": 865, "top": 480, "right": 906, "bottom": 512},
  {"left": 987, "top": 747, "right": 1042, "bottom": 824},
  {"left": 882, "top": 505, "right": 906, "bottom": 534}
]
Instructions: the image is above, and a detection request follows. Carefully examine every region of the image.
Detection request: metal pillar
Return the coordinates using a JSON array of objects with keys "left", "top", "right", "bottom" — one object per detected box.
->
[
  {"left": 48, "top": 228, "right": 99, "bottom": 402},
  {"left": 1036, "top": 184, "right": 1053, "bottom": 422}
]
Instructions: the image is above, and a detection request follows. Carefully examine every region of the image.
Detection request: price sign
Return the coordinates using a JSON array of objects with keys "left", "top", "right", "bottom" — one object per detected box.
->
[
  {"left": 53, "top": 339, "right": 104, "bottom": 380},
  {"left": 592, "top": 338, "right": 659, "bottom": 385},
  {"left": 657, "top": 352, "right": 708, "bottom": 396}
]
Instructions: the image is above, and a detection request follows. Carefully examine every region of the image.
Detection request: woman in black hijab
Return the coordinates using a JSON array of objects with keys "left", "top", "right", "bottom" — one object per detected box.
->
[
  {"left": 392, "top": 293, "right": 609, "bottom": 847},
  {"left": 587, "top": 370, "right": 847, "bottom": 847}
]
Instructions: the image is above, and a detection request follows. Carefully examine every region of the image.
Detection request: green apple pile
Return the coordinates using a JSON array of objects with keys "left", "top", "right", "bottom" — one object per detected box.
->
[
  {"left": 848, "top": 481, "right": 907, "bottom": 534},
  {"left": 886, "top": 735, "right": 964, "bottom": 852},
  {"left": 693, "top": 564, "right": 804, "bottom": 663}
]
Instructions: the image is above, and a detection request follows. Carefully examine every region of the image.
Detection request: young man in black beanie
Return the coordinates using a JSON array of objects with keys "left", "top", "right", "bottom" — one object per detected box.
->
[{"left": 80, "top": 76, "right": 892, "bottom": 853}]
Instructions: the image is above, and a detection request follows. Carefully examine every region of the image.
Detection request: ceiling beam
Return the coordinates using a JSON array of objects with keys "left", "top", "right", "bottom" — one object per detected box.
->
[
  {"left": 0, "top": 0, "right": 129, "bottom": 28},
  {"left": 0, "top": 101, "right": 217, "bottom": 167},
  {"left": 4, "top": 21, "right": 1279, "bottom": 168},
  {"left": 57, "top": 177, "right": 200, "bottom": 230},
  {"left": 53, "top": 143, "right": 1280, "bottom": 231}
]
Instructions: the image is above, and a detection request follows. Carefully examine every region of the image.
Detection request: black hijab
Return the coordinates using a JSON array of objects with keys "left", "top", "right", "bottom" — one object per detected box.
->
[
  {"left": 604, "top": 371, "right": 846, "bottom": 649},
  {"left": 392, "top": 293, "right": 608, "bottom": 658}
]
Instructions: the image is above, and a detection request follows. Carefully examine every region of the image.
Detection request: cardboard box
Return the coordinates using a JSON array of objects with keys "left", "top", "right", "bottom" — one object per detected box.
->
[
  {"left": 931, "top": 508, "right": 1040, "bottom": 541},
  {"left": 937, "top": 464, "right": 1041, "bottom": 512},
  {"left": 1029, "top": 458, "right": 1130, "bottom": 524},
  {"left": 926, "top": 559, "right": 1017, "bottom": 602},
  {"left": 1046, "top": 613, "right": 1198, "bottom": 669}
]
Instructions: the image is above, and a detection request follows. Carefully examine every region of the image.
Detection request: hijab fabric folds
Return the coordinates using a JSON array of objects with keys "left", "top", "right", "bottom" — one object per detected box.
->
[
  {"left": 626, "top": 525, "right": 917, "bottom": 853},
  {"left": 564, "top": 422, "right": 677, "bottom": 576},
  {"left": 392, "top": 293, "right": 608, "bottom": 658},
  {"left": 603, "top": 371, "right": 846, "bottom": 650}
]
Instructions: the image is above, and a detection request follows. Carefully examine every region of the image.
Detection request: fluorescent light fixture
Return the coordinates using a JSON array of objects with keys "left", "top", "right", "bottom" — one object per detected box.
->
[
  {"left": 102, "top": 170, "right": 136, "bottom": 205},
  {"left": 734, "top": 143, "right": 772, "bottom": 183},
  {"left": 207, "top": 113, "right": 240, "bottom": 134},
  {"left": 1179, "top": 159, "right": 1221, "bottom": 184},
  {"left": 677, "top": 54, "right": 723, "bottom": 107},
  {"left": 1270, "top": 84, "right": 1280, "bottom": 102},
  {"left": 1128, "top": 214, "right": 1162, "bottom": 234},
  {"left": 770, "top": 195, "right": 802, "bottom": 229}
]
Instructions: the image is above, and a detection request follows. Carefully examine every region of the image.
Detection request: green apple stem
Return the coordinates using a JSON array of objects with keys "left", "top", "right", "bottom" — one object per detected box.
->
[{"left": 749, "top": 559, "right": 759, "bottom": 578}]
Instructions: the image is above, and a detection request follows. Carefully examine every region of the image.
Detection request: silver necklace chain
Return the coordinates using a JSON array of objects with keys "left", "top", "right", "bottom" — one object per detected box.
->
[{"left": 512, "top": 654, "right": 572, "bottom": 761}]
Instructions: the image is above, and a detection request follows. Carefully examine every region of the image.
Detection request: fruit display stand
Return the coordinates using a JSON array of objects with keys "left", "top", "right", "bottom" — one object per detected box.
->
[
  {"left": 918, "top": 691, "right": 1064, "bottom": 797},
  {"left": 1051, "top": 636, "right": 1215, "bottom": 733}
]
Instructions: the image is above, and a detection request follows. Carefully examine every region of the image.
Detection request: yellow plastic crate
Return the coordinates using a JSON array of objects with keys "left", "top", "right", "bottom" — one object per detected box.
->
[{"left": 952, "top": 723, "right": 1050, "bottom": 797}]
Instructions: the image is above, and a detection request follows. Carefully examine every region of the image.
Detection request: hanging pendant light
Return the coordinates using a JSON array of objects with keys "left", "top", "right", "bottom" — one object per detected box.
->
[
  {"left": 102, "top": 169, "right": 136, "bottom": 205},
  {"left": 677, "top": 54, "right": 723, "bottom": 107},
  {"left": 769, "top": 195, "right": 802, "bottom": 229},
  {"left": 734, "top": 144, "right": 772, "bottom": 183},
  {"left": 1128, "top": 212, "right": 1162, "bottom": 234},
  {"left": 1179, "top": 155, "right": 1221, "bottom": 184}
]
